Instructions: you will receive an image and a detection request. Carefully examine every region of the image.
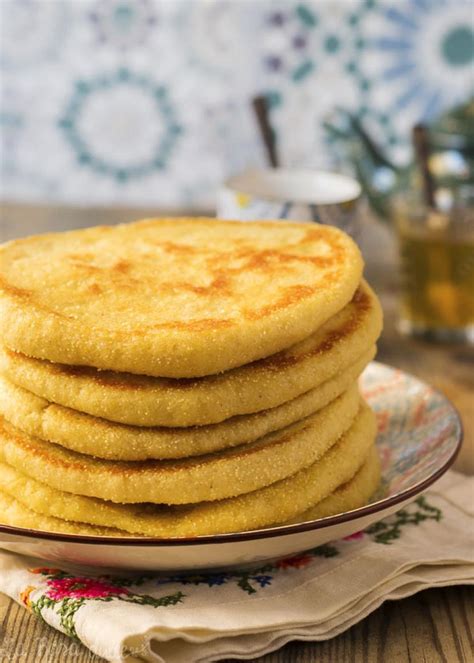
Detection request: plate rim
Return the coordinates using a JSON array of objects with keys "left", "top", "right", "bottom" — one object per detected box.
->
[{"left": 0, "top": 362, "right": 463, "bottom": 548}]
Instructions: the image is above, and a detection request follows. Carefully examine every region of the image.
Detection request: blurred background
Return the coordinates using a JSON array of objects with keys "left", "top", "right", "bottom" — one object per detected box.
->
[{"left": 1, "top": 0, "right": 473, "bottom": 214}]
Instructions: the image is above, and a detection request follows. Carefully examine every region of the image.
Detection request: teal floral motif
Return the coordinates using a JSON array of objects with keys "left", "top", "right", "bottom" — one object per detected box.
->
[
  {"left": 262, "top": 1, "right": 364, "bottom": 87},
  {"left": 344, "top": 0, "right": 375, "bottom": 96},
  {"left": 442, "top": 26, "right": 474, "bottom": 67},
  {"left": 1, "top": 0, "right": 473, "bottom": 207},
  {"left": 58, "top": 68, "right": 182, "bottom": 182},
  {"left": 26, "top": 568, "right": 184, "bottom": 640},
  {"left": 261, "top": 1, "right": 367, "bottom": 171},
  {"left": 89, "top": 0, "right": 157, "bottom": 50},
  {"left": 365, "top": 496, "right": 443, "bottom": 544},
  {"left": 263, "top": 3, "right": 319, "bottom": 83},
  {"left": 262, "top": 4, "right": 319, "bottom": 83},
  {"left": 353, "top": 0, "right": 473, "bottom": 121}
]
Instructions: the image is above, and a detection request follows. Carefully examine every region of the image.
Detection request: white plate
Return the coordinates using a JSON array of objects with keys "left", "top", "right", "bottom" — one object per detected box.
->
[{"left": 0, "top": 362, "right": 462, "bottom": 571}]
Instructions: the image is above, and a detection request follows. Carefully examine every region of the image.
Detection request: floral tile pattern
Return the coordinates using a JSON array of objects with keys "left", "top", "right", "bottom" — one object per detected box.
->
[{"left": 1, "top": 0, "right": 472, "bottom": 209}]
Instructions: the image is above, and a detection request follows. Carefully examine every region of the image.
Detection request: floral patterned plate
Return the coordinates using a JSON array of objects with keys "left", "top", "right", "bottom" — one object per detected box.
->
[{"left": 0, "top": 362, "right": 462, "bottom": 571}]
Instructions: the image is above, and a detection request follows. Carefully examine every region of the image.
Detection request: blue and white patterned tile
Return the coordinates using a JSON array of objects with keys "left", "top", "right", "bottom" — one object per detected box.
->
[
  {"left": 0, "top": 0, "right": 70, "bottom": 70},
  {"left": 0, "top": 0, "right": 472, "bottom": 209},
  {"left": 354, "top": 0, "right": 474, "bottom": 162},
  {"left": 88, "top": 0, "right": 158, "bottom": 51},
  {"left": 58, "top": 68, "right": 182, "bottom": 183},
  {"left": 261, "top": 1, "right": 363, "bottom": 169}
]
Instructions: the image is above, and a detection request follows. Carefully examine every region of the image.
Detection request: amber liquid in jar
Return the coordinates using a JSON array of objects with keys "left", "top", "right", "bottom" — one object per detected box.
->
[{"left": 397, "top": 208, "right": 474, "bottom": 342}]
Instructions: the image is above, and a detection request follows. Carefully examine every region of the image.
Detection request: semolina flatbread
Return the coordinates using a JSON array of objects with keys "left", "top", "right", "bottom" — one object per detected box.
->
[
  {"left": 291, "top": 444, "right": 381, "bottom": 523},
  {"left": 0, "top": 348, "right": 374, "bottom": 460},
  {"left": 0, "top": 489, "right": 123, "bottom": 537},
  {"left": 0, "top": 403, "right": 377, "bottom": 537},
  {"left": 0, "top": 282, "right": 381, "bottom": 427},
  {"left": 0, "top": 219, "right": 363, "bottom": 377},
  {"left": 0, "top": 387, "right": 360, "bottom": 504}
]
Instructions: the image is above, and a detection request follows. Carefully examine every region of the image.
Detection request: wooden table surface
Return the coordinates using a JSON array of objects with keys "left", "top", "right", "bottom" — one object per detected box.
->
[{"left": 0, "top": 205, "right": 473, "bottom": 662}]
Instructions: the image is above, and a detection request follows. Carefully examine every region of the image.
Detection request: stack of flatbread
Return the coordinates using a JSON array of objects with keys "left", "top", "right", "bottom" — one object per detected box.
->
[{"left": 0, "top": 219, "right": 383, "bottom": 537}]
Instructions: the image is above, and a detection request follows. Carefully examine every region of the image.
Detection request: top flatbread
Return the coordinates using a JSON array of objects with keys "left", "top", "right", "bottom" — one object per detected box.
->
[
  {"left": 0, "top": 281, "right": 382, "bottom": 427},
  {"left": 0, "top": 218, "right": 363, "bottom": 377}
]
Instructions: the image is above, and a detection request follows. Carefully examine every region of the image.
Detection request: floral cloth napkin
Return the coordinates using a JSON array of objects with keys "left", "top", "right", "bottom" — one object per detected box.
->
[{"left": 0, "top": 470, "right": 473, "bottom": 663}]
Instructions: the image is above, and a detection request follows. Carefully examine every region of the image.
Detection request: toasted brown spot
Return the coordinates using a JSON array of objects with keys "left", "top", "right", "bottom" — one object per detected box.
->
[
  {"left": 244, "top": 285, "right": 316, "bottom": 321},
  {"left": 112, "top": 259, "right": 131, "bottom": 274},
  {"left": 68, "top": 251, "right": 95, "bottom": 261},
  {"left": 0, "top": 281, "right": 32, "bottom": 300},
  {"left": 153, "top": 318, "right": 235, "bottom": 332},
  {"left": 0, "top": 278, "right": 72, "bottom": 320},
  {"left": 156, "top": 241, "right": 202, "bottom": 254},
  {"left": 352, "top": 284, "right": 372, "bottom": 311},
  {"left": 260, "top": 285, "right": 371, "bottom": 370},
  {"left": 158, "top": 273, "right": 233, "bottom": 298},
  {"left": 67, "top": 254, "right": 103, "bottom": 272}
]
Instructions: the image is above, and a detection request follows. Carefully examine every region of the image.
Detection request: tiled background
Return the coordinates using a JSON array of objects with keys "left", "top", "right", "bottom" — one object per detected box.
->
[{"left": 1, "top": 0, "right": 473, "bottom": 211}]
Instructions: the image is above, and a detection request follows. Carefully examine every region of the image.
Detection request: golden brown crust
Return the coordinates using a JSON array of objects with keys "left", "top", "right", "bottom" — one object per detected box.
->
[
  {"left": 0, "top": 387, "right": 361, "bottom": 504},
  {"left": 0, "top": 348, "right": 374, "bottom": 460},
  {"left": 0, "top": 403, "right": 377, "bottom": 536},
  {"left": 3, "top": 284, "right": 372, "bottom": 384},
  {"left": 0, "top": 218, "right": 363, "bottom": 377},
  {"left": 0, "top": 282, "right": 382, "bottom": 427},
  {"left": 288, "top": 444, "right": 381, "bottom": 523}
]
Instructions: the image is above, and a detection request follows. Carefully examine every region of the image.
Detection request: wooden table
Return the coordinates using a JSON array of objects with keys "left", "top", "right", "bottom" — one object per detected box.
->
[{"left": 0, "top": 206, "right": 473, "bottom": 662}]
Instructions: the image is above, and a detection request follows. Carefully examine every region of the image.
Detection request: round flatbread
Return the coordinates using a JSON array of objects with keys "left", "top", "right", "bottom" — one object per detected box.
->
[
  {"left": 0, "top": 490, "right": 122, "bottom": 537},
  {"left": 0, "top": 282, "right": 382, "bottom": 427},
  {"left": 0, "top": 218, "right": 363, "bottom": 377},
  {"left": 0, "top": 403, "right": 377, "bottom": 537},
  {"left": 0, "top": 387, "right": 360, "bottom": 504},
  {"left": 0, "top": 349, "right": 374, "bottom": 460},
  {"left": 291, "top": 444, "right": 381, "bottom": 522}
]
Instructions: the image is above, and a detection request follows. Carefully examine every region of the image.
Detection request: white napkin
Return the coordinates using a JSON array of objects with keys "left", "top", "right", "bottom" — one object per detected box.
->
[{"left": 0, "top": 470, "right": 473, "bottom": 663}]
